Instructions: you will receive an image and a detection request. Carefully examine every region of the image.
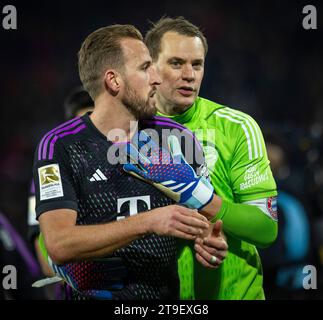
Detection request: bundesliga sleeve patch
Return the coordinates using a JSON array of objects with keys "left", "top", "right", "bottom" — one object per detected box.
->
[
  {"left": 38, "top": 164, "right": 64, "bottom": 201},
  {"left": 267, "top": 196, "right": 278, "bottom": 221}
]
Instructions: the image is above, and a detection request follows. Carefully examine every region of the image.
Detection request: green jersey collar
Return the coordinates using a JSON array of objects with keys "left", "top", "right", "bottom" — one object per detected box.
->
[{"left": 156, "top": 97, "right": 200, "bottom": 124}]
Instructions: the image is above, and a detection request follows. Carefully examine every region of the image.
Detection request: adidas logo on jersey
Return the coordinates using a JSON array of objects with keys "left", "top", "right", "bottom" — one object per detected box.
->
[{"left": 89, "top": 169, "right": 107, "bottom": 182}]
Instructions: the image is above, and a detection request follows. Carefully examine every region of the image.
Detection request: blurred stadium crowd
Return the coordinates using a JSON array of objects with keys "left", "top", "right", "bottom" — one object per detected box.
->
[{"left": 0, "top": 1, "right": 322, "bottom": 299}]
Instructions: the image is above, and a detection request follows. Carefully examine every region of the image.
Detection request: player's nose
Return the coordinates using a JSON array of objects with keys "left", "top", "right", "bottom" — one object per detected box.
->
[
  {"left": 149, "top": 65, "right": 162, "bottom": 86},
  {"left": 182, "top": 64, "right": 195, "bottom": 82}
]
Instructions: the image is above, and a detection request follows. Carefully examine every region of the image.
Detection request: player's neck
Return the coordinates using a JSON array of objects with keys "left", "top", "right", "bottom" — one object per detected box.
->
[
  {"left": 155, "top": 94, "right": 190, "bottom": 116},
  {"left": 90, "top": 96, "right": 138, "bottom": 142}
]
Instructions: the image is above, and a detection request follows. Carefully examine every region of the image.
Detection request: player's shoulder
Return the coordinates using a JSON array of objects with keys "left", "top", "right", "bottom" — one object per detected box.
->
[
  {"left": 213, "top": 106, "right": 267, "bottom": 160},
  {"left": 194, "top": 96, "right": 224, "bottom": 119},
  {"left": 36, "top": 116, "right": 87, "bottom": 162},
  {"left": 212, "top": 105, "right": 261, "bottom": 134}
]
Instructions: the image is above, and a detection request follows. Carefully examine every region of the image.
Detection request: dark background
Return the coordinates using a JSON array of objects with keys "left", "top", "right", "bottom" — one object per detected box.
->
[{"left": 0, "top": 0, "right": 322, "bottom": 299}]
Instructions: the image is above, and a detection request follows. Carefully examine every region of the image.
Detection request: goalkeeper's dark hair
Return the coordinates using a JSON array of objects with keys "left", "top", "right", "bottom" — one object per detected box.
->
[
  {"left": 145, "top": 16, "right": 208, "bottom": 61},
  {"left": 64, "top": 86, "right": 94, "bottom": 120}
]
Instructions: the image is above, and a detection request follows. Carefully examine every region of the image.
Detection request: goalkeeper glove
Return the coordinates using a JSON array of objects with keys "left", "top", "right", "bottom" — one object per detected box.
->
[{"left": 123, "top": 130, "right": 214, "bottom": 210}]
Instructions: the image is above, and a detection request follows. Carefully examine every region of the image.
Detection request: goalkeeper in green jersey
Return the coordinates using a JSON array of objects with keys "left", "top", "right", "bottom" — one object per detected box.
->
[{"left": 144, "top": 17, "right": 278, "bottom": 300}]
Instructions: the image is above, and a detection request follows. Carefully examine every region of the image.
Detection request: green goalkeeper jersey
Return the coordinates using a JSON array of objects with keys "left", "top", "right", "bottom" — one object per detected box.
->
[{"left": 157, "top": 97, "right": 277, "bottom": 300}]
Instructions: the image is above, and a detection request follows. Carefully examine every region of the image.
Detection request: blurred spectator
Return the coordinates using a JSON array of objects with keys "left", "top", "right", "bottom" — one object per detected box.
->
[
  {"left": 260, "top": 132, "right": 322, "bottom": 299},
  {"left": 0, "top": 211, "right": 44, "bottom": 299}
]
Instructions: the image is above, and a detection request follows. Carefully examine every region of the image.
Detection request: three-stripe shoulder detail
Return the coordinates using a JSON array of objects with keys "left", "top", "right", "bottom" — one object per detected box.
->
[
  {"left": 214, "top": 108, "right": 264, "bottom": 160},
  {"left": 37, "top": 117, "right": 86, "bottom": 161}
]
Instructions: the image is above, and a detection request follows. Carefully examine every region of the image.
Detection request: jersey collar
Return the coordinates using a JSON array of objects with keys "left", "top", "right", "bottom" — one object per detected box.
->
[
  {"left": 82, "top": 112, "right": 110, "bottom": 142},
  {"left": 82, "top": 112, "right": 140, "bottom": 145},
  {"left": 156, "top": 98, "right": 200, "bottom": 125}
]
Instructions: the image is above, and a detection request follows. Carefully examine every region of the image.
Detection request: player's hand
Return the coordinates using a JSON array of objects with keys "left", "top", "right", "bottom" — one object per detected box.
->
[
  {"left": 148, "top": 205, "right": 210, "bottom": 240},
  {"left": 194, "top": 220, "right": 228, "bottom": 269},
  {"left": 123, "top": 131, "right": 214, "bottom": 209}
]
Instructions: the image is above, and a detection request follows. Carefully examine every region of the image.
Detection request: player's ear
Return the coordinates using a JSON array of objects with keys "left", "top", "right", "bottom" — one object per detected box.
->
[{"left": 103, "top": 69, "right": 121, "bottom": 96}]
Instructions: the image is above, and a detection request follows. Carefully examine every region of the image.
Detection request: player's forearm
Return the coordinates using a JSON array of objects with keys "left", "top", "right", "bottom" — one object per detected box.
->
[
  {"left": 41, "top": 205, "right": 208, "bottom": 264},
  {"left": 204, "top": 199, "right": 278, "bottom": 248},
  {"left": 45, "top": 214, "right": 150, "bottom": 264}
]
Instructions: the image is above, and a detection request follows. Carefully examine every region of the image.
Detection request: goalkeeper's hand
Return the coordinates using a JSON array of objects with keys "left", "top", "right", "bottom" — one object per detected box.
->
[{"left": 123, "top": 130, "right": 214, "bottom": 210}]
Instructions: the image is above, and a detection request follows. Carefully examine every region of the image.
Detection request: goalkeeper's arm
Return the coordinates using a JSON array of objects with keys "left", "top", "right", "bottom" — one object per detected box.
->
[{"left": 201, "top": 196, "right": 278, "bottom": 248}]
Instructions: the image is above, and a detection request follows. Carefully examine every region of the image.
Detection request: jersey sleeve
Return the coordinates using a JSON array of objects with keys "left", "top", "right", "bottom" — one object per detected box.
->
[
  {"left": 33, "top": 138, "right": 78, "bottom": 219},
  {"left": 228, "top": 110, "right": 277, "bottom": 202}
]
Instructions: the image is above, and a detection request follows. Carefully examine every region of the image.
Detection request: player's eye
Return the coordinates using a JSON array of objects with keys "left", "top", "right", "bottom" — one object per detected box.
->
[
  {"left": 170, "top": 61, "right": 182, "bottom": 68},
  {"left": 192, "top": 62, "right": 203, "bottom": 70},
  {"left": 141, "top": 62, "right": 151, "bottom": 71}
]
